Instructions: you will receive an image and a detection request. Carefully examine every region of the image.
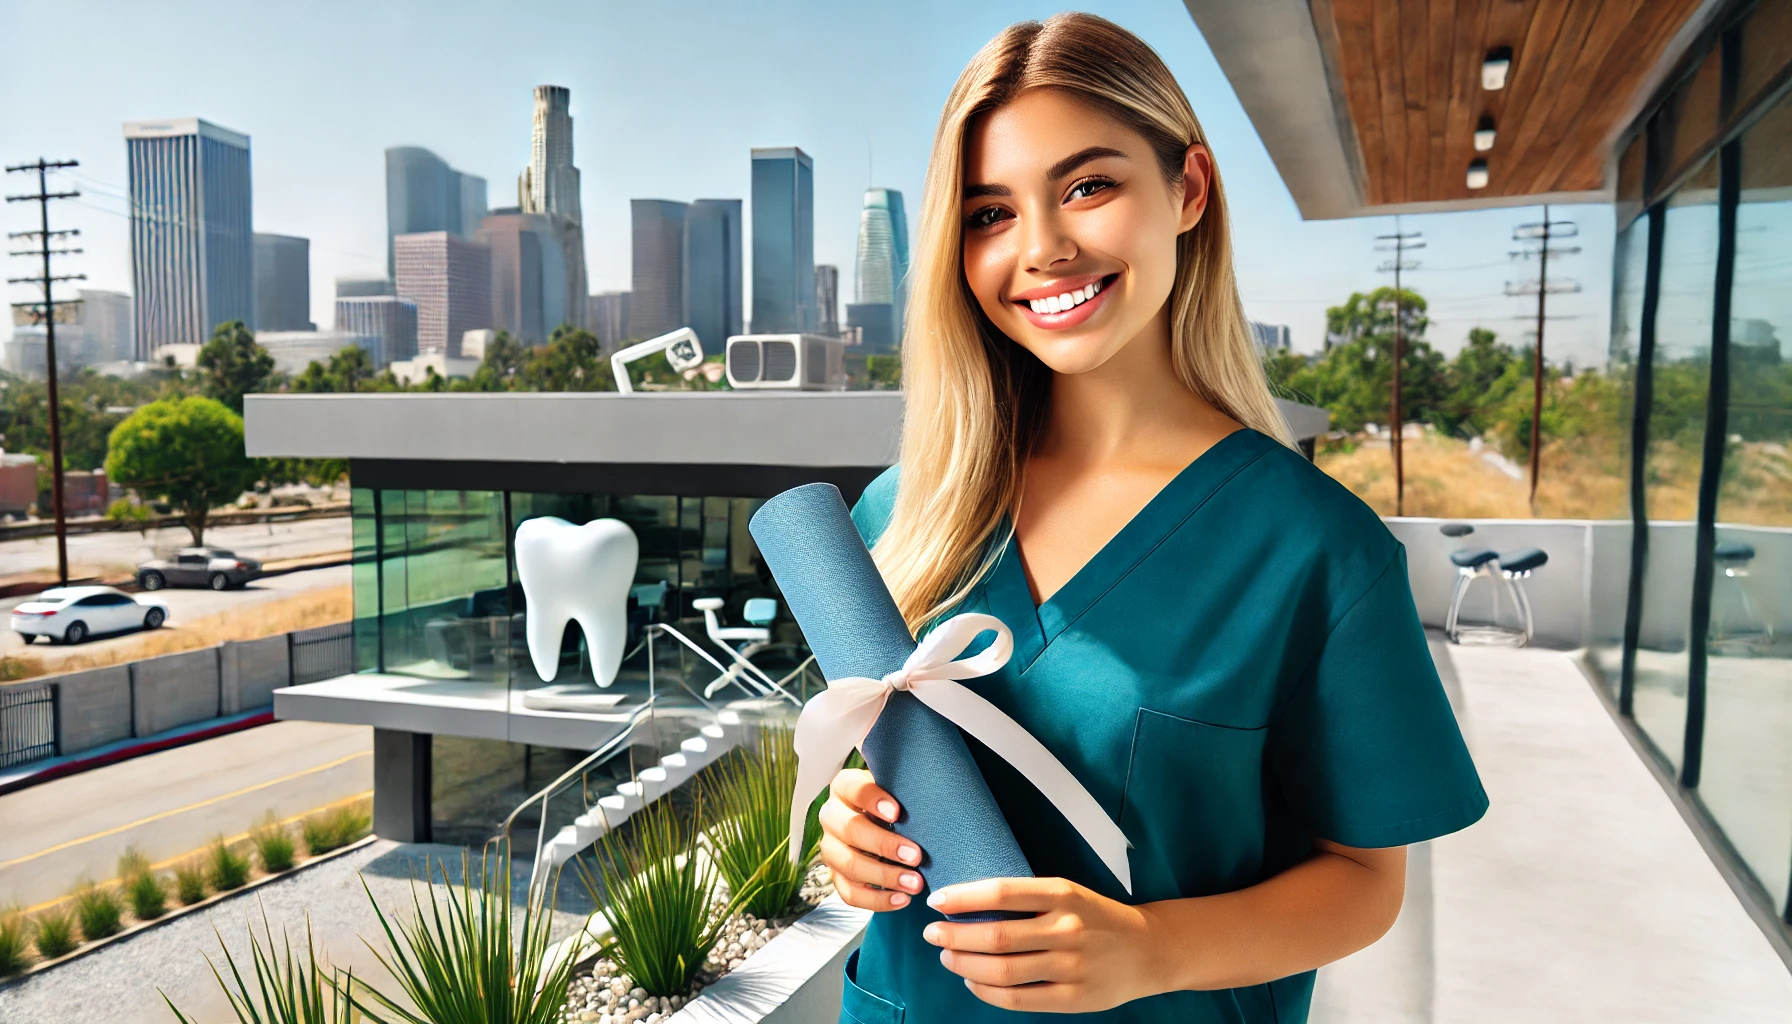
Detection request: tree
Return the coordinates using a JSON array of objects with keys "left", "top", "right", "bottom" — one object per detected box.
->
[
  {"left": 292, "top": 345, "right": 377, "bottom": 393},
  {"left": 197, "top": 320, "right": 275, "bottom": 413},
  {"left": 1280, "top": 287, "right": 1446, "bottom": 433},
  {"left": 522, "top": 325, "right": 616, "bottom": 391},
  {"left": 1442, "top": 327, "right": 1522, "bottom": 437},
  {"left": 105, "top": 396, "right": 258, "bottom": 544}
]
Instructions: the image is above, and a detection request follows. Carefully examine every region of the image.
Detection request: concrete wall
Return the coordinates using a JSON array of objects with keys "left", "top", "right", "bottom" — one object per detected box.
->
[
  {"left": 1387, "top": 517, "right": 1792, "bottom": 650},
  {"left": 221, "top": 634, "right": 291, "bottom": 714},
  {"left": 130, "top": 648, "right": 220, "bottom": 737},
  {"left": 52, "top": 666, "right": 133, "bottom": 754}
]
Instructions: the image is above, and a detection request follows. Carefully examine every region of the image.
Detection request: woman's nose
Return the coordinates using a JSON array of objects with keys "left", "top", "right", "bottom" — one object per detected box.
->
[{"left": 1021, "top": 207, "right": 1077, "bottom": 272}]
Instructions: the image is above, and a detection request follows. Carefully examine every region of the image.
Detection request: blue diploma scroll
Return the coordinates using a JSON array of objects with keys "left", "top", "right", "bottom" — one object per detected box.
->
[{"left": 749, "top": 483, "right": 1034, "bottom": 917}]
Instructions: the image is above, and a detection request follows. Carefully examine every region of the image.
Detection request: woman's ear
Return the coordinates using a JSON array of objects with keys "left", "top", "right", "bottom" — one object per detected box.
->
[{"left": 1178, "top": 144, "right": 1213, "bottom": 233}]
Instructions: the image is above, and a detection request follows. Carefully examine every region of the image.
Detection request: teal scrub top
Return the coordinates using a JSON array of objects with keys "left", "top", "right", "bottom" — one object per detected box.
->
[{"left": 838, "top": 428, "right": 1487, "bottom": 1024}]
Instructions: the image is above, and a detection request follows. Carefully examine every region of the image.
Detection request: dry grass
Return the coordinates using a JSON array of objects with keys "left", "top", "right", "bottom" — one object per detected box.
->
[{"left": 0, "top": 585, "right": 351, "bottom": 683}]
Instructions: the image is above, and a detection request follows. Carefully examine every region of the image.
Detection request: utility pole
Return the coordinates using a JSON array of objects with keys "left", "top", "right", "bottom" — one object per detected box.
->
[
  {"left": 6, "top": 159, "right": 84, "bottom": 586},
  {"left": 1507, "top": 206, "right": 1580, "bottom": 509},
  {"left": 1376, "top": 217, "right": 1424, "bottom": 516}
]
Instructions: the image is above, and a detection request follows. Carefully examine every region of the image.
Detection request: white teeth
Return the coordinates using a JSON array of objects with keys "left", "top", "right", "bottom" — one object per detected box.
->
[
  {"left": 1026, "top": 281, "right": 1105, "bottom": 315},
  {"left": 1058, "top": 291, "right": 1076, "bottom": 308},
  {"left": 1085, "top": 282, "right": 1098, "bottom": 299},
  {"left": 514, "top": 516, "right": 639, "bottom": 685},
  {"left": 1045, "top": 296, "right": 1062, "bottom": 313}
]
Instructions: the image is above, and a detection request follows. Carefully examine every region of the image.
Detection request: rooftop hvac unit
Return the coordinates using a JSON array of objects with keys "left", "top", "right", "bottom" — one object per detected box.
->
[{"left": 725, "top": 334, "right": 846, "bottom": 391}]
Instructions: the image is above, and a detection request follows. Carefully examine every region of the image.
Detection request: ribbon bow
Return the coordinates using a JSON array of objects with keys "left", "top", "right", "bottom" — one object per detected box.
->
[{"left": 789, "top": 612, "right": 1132, "bottom": 894}]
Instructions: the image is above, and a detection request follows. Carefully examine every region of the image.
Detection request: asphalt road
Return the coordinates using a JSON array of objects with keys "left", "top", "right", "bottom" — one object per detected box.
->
[
  {"left": 0, "top": 515, "right": 352, "bottom": 580},
  {"left": 0, "top": 719, "right": 372, "bottom": 911}
]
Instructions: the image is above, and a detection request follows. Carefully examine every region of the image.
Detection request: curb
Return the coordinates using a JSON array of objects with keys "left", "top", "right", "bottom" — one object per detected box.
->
[
  {"left": 0, "top": 710, "right": 275, "bottom": 797},
  {"left": 0, "top": 834, "right": 378, "bottom": 987}
]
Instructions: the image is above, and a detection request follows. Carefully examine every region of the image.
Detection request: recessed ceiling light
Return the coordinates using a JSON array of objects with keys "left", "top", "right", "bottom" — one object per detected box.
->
[
  {"left": 1474, "top": 115, "right": 1497, "bottom": 152},
  {"left": 1482, "top": 47, "right": 1513, "bottom": 91},
  {"left": 1467, "top": 159, "right": 1490, "bottom": 189}
]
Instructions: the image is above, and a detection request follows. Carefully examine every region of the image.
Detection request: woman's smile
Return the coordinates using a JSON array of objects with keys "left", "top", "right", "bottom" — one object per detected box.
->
[{"left": 1011, "top": 272, "right": 1120, "bottom": 330}]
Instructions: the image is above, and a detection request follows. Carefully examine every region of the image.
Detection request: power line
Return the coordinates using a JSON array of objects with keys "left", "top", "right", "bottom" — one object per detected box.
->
[{"left": 5, "top": 157, "right": 83, "bottom": 585}]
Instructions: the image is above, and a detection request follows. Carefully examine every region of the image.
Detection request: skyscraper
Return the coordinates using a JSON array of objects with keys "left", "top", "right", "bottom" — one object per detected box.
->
[
  {"left": 683, "top": 199, "right": 742, "bottom": 351},
  {"left": 125, "top": 118, "right": 254, "bottom": 358},
  {"left": 254, "top": 233, "right": 312, "bottom": 331},
  {"left": 336, "top": 276, "right": 393, "bottom": 298},
  {"left": 589, "top": 291, "right": 631, "bottom": 351},
  {"left": 517, "top": 85, "right": 587, "bottom": 329},
  {"left": 855, "top": 188, "right": 910, "bottom": 333},
  {"left": 476, "top": 209, "right": 569, "bottom": 344},
  {"left": 814, "top": 264, "right": 839, "bottom": 337},
  {"left": 385, "top": 146, "right": 488, "bottom": 278},
  {"left": 631, "top": 200, "right": 687, "bottom": 339},
  {"left": 335, "top": 295, "right": 419, "bottom": 365},
  {"left": 750, "top": 147, "right": 815, "bottom": 334},
  {"left": 76, "top": 289, "right": 134, "bottom": 365},
  {"left": 394, "top": 232, "right": 492, "bottom": 358}
]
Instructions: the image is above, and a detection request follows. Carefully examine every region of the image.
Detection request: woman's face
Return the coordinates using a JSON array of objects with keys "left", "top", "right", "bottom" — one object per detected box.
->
[{"left": 960, "top": 88, "right": 1210, "bottom": 376}]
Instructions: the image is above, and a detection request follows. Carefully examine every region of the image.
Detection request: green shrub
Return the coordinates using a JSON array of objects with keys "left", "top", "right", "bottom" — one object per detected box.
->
[
  {"left": 0, "top": 908, "right": 30, "bottom": 976},
  {"left": 708, "top": 726, "right": 823, "bottom": 919},
  {"left": 116, "top": 846, "right": 152, "bottom": 880},
  {"left": 127, "top": 869, "right": 168, "bottom": 921},
  {"left": 583, "top": 794, "right": 750, "bottom": 997},
  {"left": 251, "top": 816, "right": 296, "bottom": 873},
  {"left": 163, "top": 903, "right": 352, "bottom": 1024},
  {"left": 105, "top": 497, "right": 151, "bottom": 524},
  {"left": 72, "top": 883, "right": 123, "bottom": 940},
  {"left": 301, "top": 804, "right": 369, "bottom": 855},
  {"left": 174, "top": 858, "right": 210, "bottom": 905},
  {"left": 347, "top": 846, "right": 575, "bottom": 1024},
  {"left": 208, "top": 840, "right": 252, "bottom": 892},
  {"left": 33, "top": 908, "right": 77, "bottom": 959}
]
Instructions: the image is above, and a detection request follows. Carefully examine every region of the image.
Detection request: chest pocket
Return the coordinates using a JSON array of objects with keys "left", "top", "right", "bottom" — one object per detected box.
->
[{"left": 1119, "top": 708, "right": 1268, "bottom": 903}]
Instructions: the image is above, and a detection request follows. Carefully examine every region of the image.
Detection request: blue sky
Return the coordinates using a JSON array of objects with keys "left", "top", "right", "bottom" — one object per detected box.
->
[{"left": 1, "top": 0, "right": 1613, "bottom": 365}]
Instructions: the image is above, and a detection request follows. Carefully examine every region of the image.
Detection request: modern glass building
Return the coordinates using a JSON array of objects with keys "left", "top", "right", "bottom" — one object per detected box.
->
[
  {"left": 1190, "top": 0, "right": 1792, "bottom": 942},
  {"left": 124, "top": 117, "right": 254, "bottom": 358},
  {"left": 384, "top": 146, "right": 488, "bottom": 279},
  {"left": 750, "top": 147, "right": 816, "bottom": 333},
  {"left": 855, "top": 187, "right": 909, "bottom": 337},
  {"left": 477, "top": 210, "right": 572, "bottom": 344},
  {"left": 253, "top": 232, "right": 312, "bottom": 331},
  {"left": 589, "top": 290, "right": 632, "bottom": 351},
  {"left": 334, "top": 295, "right": 419, "bottom": 366},
  {"left": 684, "top": 198, "right": 743, "bottom": 352},
  {"left": 630, "top": 200, "right": 687, "bottom": 340},
  {"left": 394, "top": 231, "right": 492, "bottom": 357}
]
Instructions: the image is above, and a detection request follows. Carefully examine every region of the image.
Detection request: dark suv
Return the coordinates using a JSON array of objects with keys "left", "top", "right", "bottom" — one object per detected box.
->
[{"left": 137, "top": 547, "right": 264, "bottom": 591}]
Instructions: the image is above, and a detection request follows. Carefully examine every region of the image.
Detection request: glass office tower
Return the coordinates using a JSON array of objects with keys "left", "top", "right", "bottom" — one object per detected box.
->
[
  {"left": 385, "top": 146, "right": 488, "bottom": 279},
  {"left": 750, "top": 147, "right": 815, "bottom": 333},
  {"left": 684, "top": 198, "right": 743, "bottom": 351},
  {"left": 631, "top": 200, "right": 688, "bottom": 340},
  {"left": 855, "top": 187, "right": 909, "bottom": 337}
]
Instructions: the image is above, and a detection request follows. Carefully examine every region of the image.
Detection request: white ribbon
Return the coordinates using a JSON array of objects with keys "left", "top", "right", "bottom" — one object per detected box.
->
[{"left": 789, "top": 612, "right": 1132, "bottom": 894}]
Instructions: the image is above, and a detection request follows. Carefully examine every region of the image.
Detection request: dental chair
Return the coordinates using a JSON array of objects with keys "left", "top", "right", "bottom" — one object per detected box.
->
[{"left": 694, "top": 596, "right": 781, "bottom": 697}]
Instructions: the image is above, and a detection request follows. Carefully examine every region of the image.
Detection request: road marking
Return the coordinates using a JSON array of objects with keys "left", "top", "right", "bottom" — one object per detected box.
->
[{"left": 0, "top": 749, "right": 371, "bottom": 871}]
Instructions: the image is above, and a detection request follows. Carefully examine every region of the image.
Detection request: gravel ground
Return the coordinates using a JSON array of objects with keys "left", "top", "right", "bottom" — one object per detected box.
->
[{"left": 0, "top": 840, "right": 596, "bottom": 1024}]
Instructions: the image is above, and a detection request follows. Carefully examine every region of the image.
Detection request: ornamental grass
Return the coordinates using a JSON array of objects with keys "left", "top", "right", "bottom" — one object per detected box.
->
[
  {"left": 120, "top": 847, "right": 168, "bottom": 921},
  {"left": 33, "top": 907, "right": 77, "bottom": 959},
  {"left": 302, "top": 804, "right": 371, "bottom": 855},
  {"left": 707, "top": 726, "right": 823, "bottom": 919},
  {"left": 162, "top": 903, "right": 353, "bottom": 1024},
  {"left": 174, "top": 858, "right": 210, "bottom": 905},
  {"left": 252, "top": 815, "right": 298, "bottom": 873},
  {"left": 582, "top": 793, "right": 755, "bottom": 997},
  {"left": 345, "top": 845, "right": 575, "bottom": 1024},
  {"left": 209, "top": 839, "right": 253, "bottom": 892},
  {"left": 0, "top": 908, "right": 30, "bottom": 976},
  {"left": 72, "top": 882, "right": 124, "bottom": 940}
]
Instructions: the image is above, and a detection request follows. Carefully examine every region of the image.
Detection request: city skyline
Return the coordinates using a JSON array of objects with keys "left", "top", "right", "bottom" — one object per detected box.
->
[{"left": 0, "top": 0, "right": 1613, "bottom": 365}]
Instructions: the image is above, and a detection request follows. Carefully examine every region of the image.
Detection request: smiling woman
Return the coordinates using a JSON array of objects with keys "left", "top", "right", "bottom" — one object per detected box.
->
[{"left": 815, "top": 12, "right": 1487, "bottom": 1024}]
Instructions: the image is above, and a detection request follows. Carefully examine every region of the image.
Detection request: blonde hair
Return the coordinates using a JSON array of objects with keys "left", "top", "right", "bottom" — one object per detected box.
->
[{"left": 874, "top": 12, "right": 1293, "bottom": 630}]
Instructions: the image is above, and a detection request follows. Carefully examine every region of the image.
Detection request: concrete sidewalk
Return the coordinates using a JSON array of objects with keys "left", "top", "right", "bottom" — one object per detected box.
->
[{"left": 1313, "top": 637, "right": 1792, "bottom": 1022}]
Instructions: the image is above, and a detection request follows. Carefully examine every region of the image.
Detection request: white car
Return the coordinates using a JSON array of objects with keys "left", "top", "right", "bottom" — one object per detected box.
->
[{"left": 11, "top": 585, "right": 169, "bottom": 645}]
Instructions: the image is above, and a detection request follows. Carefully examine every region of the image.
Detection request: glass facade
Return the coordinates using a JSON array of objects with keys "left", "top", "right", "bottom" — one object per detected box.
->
[{"left": 1601, "top": 0, "right": 1792, "bottom": 933}]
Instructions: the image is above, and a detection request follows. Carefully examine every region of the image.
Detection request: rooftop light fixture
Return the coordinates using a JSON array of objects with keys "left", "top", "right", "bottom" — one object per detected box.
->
[
  {"left": 1474, "top": 115, "right": 1497, "bottom": 152},
  {"left": 1482, "top": 48, "right": 1513, "bottom": 90},
  {"left": 1467, "top": 159, "right": 1490, "bottom": 190}
]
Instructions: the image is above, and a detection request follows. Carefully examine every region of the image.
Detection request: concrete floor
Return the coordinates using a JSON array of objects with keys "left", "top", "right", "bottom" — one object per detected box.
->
[
  {"left": 1313, "top": 636, "right": 1792, "bottom": 1023},
  {"left": 0, "top": 719, "right": 371, "bottom": 909}
]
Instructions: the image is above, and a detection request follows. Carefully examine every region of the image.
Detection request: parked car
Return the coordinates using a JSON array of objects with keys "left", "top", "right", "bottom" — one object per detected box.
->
[
  {"left": 137, "top": 547, "right": 263, "bottom": 591},
  {"left": 11, "top": 585, "right": 168, "bottom": 644}
]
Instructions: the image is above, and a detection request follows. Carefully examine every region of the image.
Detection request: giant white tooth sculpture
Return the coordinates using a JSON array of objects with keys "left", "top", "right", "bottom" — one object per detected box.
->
[{"left": 514, "top": 517, "right": 639, "bottom": 685}]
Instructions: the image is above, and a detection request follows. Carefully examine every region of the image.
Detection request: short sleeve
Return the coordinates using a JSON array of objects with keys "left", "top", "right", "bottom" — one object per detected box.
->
[
  {"left": 1270, "top": 545, "right": 1488, "bottom": 849},
  {"left": 849, "top": 465, "right": 901, "bottom": 547}
]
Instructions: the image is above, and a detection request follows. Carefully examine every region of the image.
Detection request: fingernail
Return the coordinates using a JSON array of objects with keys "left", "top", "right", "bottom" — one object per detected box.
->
[
  {"left": 922, "top": 923, "right": 942, "bottom": 944},
  {"left": 899, "top": 872, "right": 921, "bottom": 892},
  {"left": 889, "top": 892, "right": 910, "bottom": 908},
  {"left": 926, "top": 890, "right": 946, "bottom": 909},
  {"left": 897, "top": 845, "right": 920, "bottom": 865},
  {"left": 877, "top": 800, "right": 898, "bottom": 821}
]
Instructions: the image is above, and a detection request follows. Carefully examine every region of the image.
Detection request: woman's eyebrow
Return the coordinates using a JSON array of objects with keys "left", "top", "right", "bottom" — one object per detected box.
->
[
  {"left": 1048, "top": 146, "right": 1127, "bottom": 181},
  {"left": 963, "top": 182, "right": 1012, "bottom": 199}
]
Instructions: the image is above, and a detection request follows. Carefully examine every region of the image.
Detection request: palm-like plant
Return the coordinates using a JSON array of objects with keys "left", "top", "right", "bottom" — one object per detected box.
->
[
  {"left": 583, "top": 793, "right": 753, "bottom": 997},
  {"left": 162, "top": 903, "right": 353, "bottom": 1024},
  {"left": 707, "top": 727, "right": 823, "bottom": 919},
  {"left": 346, "top": 845, "right": 577, "bottom": 1024}
]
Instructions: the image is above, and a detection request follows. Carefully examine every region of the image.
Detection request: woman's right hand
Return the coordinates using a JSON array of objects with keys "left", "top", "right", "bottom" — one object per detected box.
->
[{"left": 818, "top": 768, "right": 927, "bottom": 910}]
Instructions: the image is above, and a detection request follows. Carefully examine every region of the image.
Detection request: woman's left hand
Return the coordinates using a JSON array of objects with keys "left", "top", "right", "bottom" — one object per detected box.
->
[{"left": 922, "top": 877, "right": 1167, "bottom": 1013}]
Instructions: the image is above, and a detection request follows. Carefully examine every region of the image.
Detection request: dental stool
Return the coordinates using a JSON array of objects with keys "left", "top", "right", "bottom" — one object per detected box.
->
[
  {"left": 1441, "top": 523, "right": 1548, "bottom": 647},
  {"left": 1710, "top": 541, "right": 1772, "bottom": 647},
  {"left": 695, "top": 597, "right": 782, "bottom": 697}
]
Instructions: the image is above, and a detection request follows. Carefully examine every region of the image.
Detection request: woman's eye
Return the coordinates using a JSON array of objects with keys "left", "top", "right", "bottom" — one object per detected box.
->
[
  {"left": 1067, "top": 178, "right": 1115, "bottom": 201},
  {"left": 966, "top": 205, "right": 1011, "bottom": 229}
]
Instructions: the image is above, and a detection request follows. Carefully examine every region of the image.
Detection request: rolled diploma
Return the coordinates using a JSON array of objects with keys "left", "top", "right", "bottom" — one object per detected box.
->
[{"left": 749, "top": 483, "right": 1033, "bottom": 916}]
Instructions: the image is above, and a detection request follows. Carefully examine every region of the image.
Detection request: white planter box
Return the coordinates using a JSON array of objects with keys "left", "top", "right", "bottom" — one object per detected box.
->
[{"left": 667, "top": 898, "right": 872, "bottom": 1024}]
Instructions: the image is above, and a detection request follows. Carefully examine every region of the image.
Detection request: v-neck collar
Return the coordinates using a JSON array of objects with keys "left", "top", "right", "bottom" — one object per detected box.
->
[{"left": 983, "top": 428, "right": 1273, "bottom": 672}]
